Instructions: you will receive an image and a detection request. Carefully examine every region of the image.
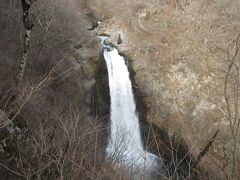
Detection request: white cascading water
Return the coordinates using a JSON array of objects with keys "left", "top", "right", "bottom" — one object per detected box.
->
[{"left": 101, "top": 39, "right": 160, "bottom": 172}]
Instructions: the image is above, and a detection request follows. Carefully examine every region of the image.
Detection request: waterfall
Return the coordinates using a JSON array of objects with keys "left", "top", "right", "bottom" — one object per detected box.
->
[{"left": 101, "top": 40, "right": 160, "bottom": 172}]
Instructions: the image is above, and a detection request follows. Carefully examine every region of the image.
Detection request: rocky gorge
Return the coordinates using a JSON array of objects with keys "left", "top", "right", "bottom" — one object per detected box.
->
[{"left": 91, "top": 0, "right": 240, "bottom": 178}]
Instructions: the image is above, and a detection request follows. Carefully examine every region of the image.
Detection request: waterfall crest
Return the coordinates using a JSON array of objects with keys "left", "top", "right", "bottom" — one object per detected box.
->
[{"left": 103, "top": 46, "right": 159, "bottom": 172}]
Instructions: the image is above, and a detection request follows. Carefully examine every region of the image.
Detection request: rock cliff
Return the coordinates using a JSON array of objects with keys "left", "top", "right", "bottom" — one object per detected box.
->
[{"left": 89, "top": 0, "right": 240, "bottom": 178}]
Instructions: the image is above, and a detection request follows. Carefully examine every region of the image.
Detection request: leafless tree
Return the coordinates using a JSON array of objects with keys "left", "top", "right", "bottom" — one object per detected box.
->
[
  {"left": 16, "top": 0, "right": 34, "bottom": 86},
  {"left": 224, "top": 33, "right": 240, "bottom": 178}
]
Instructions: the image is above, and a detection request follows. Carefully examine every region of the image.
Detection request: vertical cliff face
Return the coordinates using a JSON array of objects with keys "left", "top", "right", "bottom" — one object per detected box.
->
[{"left": 93, "top": 52, "right": 110, "bottom": 117}]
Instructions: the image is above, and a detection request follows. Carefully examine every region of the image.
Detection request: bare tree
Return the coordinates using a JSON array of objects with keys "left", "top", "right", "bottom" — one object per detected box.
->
[
  {"left": 16, "top": 0, "right": 34, "bottom": 86},
  {"left": 35, "top": 5, "right": 56, "bottom": 63},
  {"left": 224, "top": 33, "right": 240, "bottom": 178}
]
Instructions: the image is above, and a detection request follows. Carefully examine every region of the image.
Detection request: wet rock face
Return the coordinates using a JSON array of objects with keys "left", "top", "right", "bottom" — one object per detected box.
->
[
  {"left": 92, "top": 53, "right": 110, "bottom": 117},
  {"left": 87, "top": 0, "right": 240, "bottom": 177}
]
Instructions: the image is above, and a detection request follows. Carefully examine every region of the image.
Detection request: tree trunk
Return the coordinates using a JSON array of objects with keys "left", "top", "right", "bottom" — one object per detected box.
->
[{"left": 16, "top": 0, "right": 34, "bottom": 86}]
